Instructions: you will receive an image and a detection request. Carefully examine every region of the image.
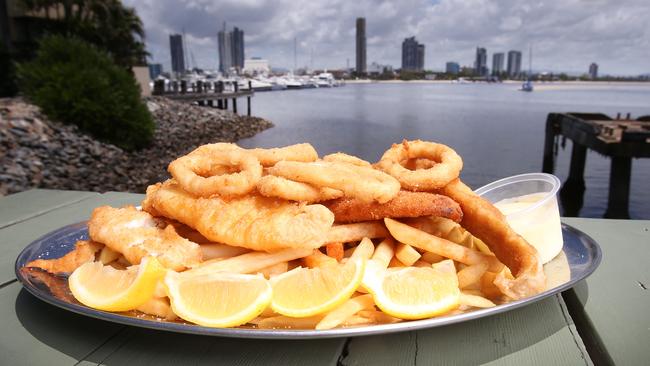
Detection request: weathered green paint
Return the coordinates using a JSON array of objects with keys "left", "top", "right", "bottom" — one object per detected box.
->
[
  {"left": 563, "top": 218, "right": 650, "bottom": 366},
  {"left": 0, "top": 189, "right": 97, "bottom": 229},
  {"left": 342, "top": 296, "right": 590, "bottom": 366},
  {"left": 0, "top": 282, "right": 123, "bottom": 366}
]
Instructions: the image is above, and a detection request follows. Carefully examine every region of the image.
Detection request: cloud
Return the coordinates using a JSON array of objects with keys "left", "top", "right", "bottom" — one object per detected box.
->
[{"left": 123, "top": 0, "right": 650, "bottom": 75}]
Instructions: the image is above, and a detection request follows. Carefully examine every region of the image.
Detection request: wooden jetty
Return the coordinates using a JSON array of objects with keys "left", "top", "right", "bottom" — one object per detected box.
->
[
  {"left": 543, "top": 112, "right": 650, "bottom": 218},
  {"left": 151, "top": 80, "right": 254, "bottom": 116}
]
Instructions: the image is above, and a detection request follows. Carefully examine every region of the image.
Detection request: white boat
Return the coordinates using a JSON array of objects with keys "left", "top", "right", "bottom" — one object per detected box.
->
[
  {"left": 519, "top": 45, "right": 534, "bottom": 92},
  {"left": 316, "top": 72, "right": 335, "bottom": 87},
  {"left": 238, "top": 78, "right": 273, "bottom": 92}
]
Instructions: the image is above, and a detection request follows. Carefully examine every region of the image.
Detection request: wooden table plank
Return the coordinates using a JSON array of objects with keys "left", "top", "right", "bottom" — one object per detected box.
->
[
  {"left": 0, "top": 192, "right": 144, "bottom": 285},
  {"left": 341, "top": 296, "right": 591, "bottom": 366},
  {"left": 0, "top": 282, "right": 124, "bottom": 366},
  {"left": 562, "top": 218, "right": 650, "bottom": 366},
  {"left": 78, "top": 327, "right": 345, "bottom": 366},
  {"left": 0, "top": 189, "right": 97, "bottom": 229}
]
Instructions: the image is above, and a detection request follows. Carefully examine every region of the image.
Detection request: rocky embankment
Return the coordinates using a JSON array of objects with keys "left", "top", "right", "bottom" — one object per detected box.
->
[{"left": 0, "top": 97, "right": 273, "bottom": 195}]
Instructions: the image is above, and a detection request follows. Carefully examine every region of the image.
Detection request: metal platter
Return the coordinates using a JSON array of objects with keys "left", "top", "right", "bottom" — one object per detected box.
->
[{"left": 15, "top": 222, "right": 601, "bottom": 339}]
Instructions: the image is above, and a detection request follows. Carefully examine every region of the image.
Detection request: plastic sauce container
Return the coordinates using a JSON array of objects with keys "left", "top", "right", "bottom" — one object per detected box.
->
[{"left": 475, "top": 173, "right": 563, "bottom": 264}]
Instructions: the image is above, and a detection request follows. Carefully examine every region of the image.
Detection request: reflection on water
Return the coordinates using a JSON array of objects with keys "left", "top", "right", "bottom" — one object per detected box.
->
[{"left": 240, "top": 83, "right": 650, "bottom": 219}]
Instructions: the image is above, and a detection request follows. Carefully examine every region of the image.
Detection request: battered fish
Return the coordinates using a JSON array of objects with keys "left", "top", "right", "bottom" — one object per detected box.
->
[
  {"left": 323, "top": 191, "right": 463, "bottom": 223},
  {"left": 441, "top": 179, "right": 545, "bottom": 299},
  {"left": 88, "top": 206, "right": 203, "bottom": 271},
  {"left": 142, "top": 180, "right": 335, "bottom": 252},
  {"left": 25, "top": 240, "right": 103, "bottom": 274}
]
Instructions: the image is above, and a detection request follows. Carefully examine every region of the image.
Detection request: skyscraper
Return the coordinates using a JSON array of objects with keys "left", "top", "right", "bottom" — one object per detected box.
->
[
  {"left": 148, "top": 63, "right": 162, "bottom": 80},
  {"left": 474, "top": 47, "right": 487, "bottom": 76},
  {"left": 507, "top": 50, "right": 522, "bottom": 78},
  {"left": 218, "top": 24, "right": 245, "bottom": 74},
  {"left": 232, "top": 27, "right": 244, "bottom": 71},
  {"left": 492, "top": 52, "right": 504, "bottom": 76},
  {"left": 402, "top": 37, "right": 424, "bottom": 71},
  {"left": 446, "top": 62, "right": 460, "bottom": 75},
  {"left": 355, "top": 17, "right": 367, "bottom": 74},
  {"left": 169, "top": 34, "right": 185, "bottom": 75},
  {"left": 589, "top": 63, "right": 598, "bottom": 79}
]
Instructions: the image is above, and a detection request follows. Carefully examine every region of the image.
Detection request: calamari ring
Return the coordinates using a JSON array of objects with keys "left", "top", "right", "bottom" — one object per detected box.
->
[
  {"left": 168, "top": 148, "right": 262, "bottom": 197},
  {"left": 376, "top": 140, "right": 463, "bottom": 191},
  {"left": 269, "top": 161, "right": 400, "bottom": 203},
  {"left": 323, "top": 152, "right": 371, "bottom": 167},
  {"left": 248, "top": 143, "right": 318, "bottom": 166},
  {"left": 257, "top": 175, "right": 343, "bottom": 202}
]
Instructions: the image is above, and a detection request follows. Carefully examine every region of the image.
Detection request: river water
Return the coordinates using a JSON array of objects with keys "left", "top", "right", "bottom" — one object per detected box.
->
[{"left": 239, "top": 82, "right": 650, "bottom": 219}]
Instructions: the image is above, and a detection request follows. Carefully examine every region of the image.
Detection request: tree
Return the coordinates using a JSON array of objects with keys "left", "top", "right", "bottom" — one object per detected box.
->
[
  {"left": 21, "top": 0, "right": 148, "bottom": 67},
  {"left": 18, "top": 36, "right": 154, "bottom": 150}
]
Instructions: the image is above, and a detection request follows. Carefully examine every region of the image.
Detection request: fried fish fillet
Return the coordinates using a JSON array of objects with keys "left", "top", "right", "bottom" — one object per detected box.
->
[
  {"left": 441, "top": 179, "right": 545, "bottom": 299},
  {"left": 25, "top": 240, "right": 103, "bottom": 274},
  {"left": 88, "top": 206, "right": 203, "bottom": 271},
  {"left": 142, "top": 180, "right": 335, "bottom": 252},
  {"left": 323, "top": 191, "right": 463, "bottom": 223}
]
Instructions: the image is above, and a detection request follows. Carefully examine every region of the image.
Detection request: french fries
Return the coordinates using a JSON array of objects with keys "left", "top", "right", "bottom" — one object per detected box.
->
[
  {"left": 316, "top": 294, "right": 375, "bottom": 330},
  {"left": 385, "top": 218, "right": 504, "bottom": 272},
  {"left": 350, "top": 237, "right": 375, "bottom": 260},
  {"left": 327, "top": 221, "right": 388, "bottom": 243},
  {"left": 395, "top": 242, "right": 421, "bottom": 266},
  {"left": 200, "top": 243, "right": 250, "bottom": 261},
  {"left": 186, "top": 247, "right": 312, "bottom": 276},
  {"left": 303, "top": 249, "right": 338, "bottom": 268},
  {"left": 457, "top": 262, "right": 489, "bottom": 289}
]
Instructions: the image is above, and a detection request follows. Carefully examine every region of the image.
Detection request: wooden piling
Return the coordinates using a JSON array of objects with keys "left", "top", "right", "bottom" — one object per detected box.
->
[
  {"left": 233, "top": 82, "right": 239, "bottom": 114},
  {"left": 559, "top": 143, "right": 587, "bottom": 217},
  {"left": 542, "top": 114, "right": 558, "bottom": 174},
  {"left": 247, "top": 81, "right": 252, "bottom": 116},
  {"left": 604, "top": 157, "right": 632, "bottom": 219}
]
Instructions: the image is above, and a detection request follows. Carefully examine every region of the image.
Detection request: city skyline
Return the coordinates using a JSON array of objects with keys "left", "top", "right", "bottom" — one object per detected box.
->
[{"left": 124, "top": 0, "right": 650, "bottom": 76}]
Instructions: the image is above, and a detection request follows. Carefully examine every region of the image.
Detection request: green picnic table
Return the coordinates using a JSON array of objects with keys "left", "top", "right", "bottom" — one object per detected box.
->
[{"left": 0, "top": 190, "right": 648, "bottom": 365}]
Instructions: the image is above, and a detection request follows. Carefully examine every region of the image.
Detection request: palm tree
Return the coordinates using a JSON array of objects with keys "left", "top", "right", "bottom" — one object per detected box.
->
[{"left": 21, "top": 0, "right": 148, "bottom": 67}]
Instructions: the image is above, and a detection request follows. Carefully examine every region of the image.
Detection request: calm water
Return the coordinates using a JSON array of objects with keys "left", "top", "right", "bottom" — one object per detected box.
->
[{"left": 239, "top": 83, "right": 650, "bottom": 219}]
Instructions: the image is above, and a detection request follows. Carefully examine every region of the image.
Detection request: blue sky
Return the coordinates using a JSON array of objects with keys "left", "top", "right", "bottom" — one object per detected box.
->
[{"left": 124, "top": 0, "right": 650, "bottom": 75}]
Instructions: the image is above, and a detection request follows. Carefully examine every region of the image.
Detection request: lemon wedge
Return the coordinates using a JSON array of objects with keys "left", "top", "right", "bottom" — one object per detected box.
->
[
  {"left": 164, "top": 271, "right": 272, "bottom": 328},
  {"left": 363, "top": 259, "right": 460, "bottom": 319},
  {"left": 270, "top": 258, "right": 365, "bottom": 318},
  {"left": 69, "top": 256, "right": 166, "bottom": 312}
]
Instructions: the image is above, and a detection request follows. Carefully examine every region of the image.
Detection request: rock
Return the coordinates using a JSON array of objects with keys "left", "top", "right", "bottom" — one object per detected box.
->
[{"left": 0, "top": 96, "right": 274, "bottom": 196}]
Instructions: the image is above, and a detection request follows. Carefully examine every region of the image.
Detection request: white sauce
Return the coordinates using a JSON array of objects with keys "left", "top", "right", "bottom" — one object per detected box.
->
[{"left": 494, "top": 192, "right": 564, "bottom": 264}]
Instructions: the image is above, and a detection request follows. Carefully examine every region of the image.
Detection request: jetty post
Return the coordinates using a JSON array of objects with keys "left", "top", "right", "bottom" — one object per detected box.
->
[
  {"left": 542, "top": 112, "right": 650, "bottom": 219},
  {"left": 233, "top": 82, "right": 238, "bottom": 114},
  {"left": 247, "top": 81, "right": 252, "bottom": 116}
]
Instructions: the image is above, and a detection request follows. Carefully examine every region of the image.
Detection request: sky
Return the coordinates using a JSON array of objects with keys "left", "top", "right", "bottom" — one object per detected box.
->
[{"left": 123, "top": 0, "right": 650, "bottom": 76}]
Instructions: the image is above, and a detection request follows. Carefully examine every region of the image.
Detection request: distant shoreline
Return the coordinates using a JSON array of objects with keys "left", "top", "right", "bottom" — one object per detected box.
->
[{"left": 345, "top": 79, "right": 650, "bottom": 87}]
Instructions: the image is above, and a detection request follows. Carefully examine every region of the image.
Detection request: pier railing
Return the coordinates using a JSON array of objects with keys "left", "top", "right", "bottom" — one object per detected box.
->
[{"left": 151, "top": 79, "right": 254, "bottom": 116}]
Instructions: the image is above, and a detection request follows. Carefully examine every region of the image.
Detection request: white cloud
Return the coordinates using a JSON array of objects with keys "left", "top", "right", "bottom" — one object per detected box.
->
[{"left": 123, "top": 0, "right": 650, "bottom": 75}]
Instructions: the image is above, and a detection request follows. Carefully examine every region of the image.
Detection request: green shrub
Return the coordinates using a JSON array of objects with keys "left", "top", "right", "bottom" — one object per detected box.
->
[
  {"left": 0, "top": 42, "right": 18, "bottom": 97},
  {"left": 17, "top": 35, "right": 154, "bottom": 150}
]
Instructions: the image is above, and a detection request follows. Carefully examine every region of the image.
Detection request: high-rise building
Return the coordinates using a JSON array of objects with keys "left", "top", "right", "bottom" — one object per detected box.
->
[
  {"left": 492, "top": 52, "right": 504, "bottom": 76},
  {"left": 474, "top": 47, "right": 487, "bottom": 76},
  {"left": 148, "top": 63, "right": 162, "bottom": 80},
  {"left": 232, "top": 27, "right": 244, "bottom": 71},
  {"left": 589, "top": 63, "right": 598, "bottom": 79},
  {"left": 169, "top": 34, "right": 185, "bottom": 75},
  {"left": 218, "top": 24, "right": 245, "bottom": 74},
  {"left": 402, "top": 37, "right": 425, "bottom": 71},
  {"left": 355, "top": 18, "right": 367, "bottom": 74},
  {"left": 507, "top": 50, "right": 522, "bottom": 78},
  {"left": 446, "top": 62, "right": 460, "bottom": 75}
]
